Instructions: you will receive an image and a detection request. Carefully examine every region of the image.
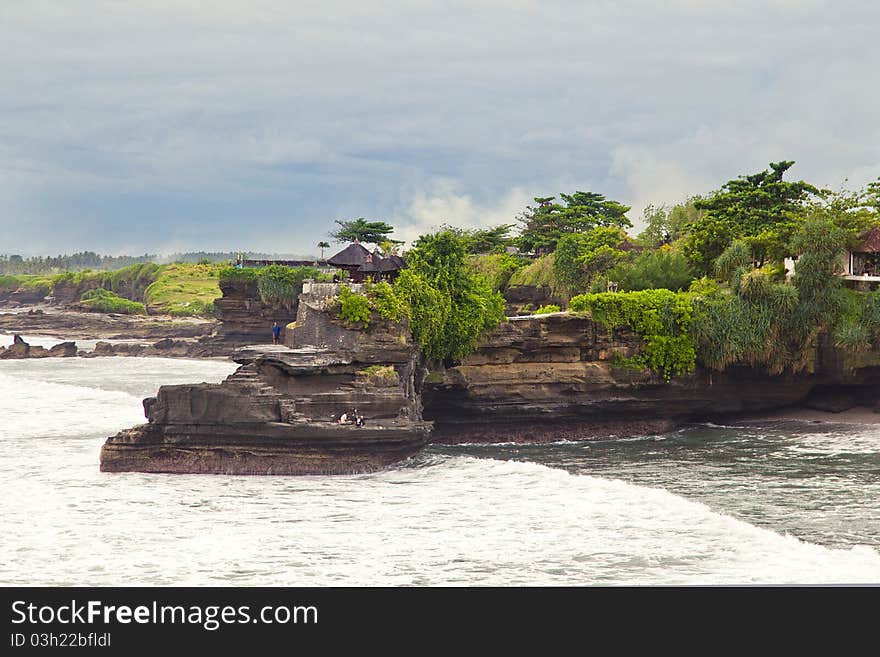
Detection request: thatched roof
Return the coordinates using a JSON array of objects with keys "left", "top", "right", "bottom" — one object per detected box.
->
[
  {"left": 855, "top": 227, "right": 880, "bottom": 253},
  {"left": 327, "top": 242, "right": 372, "bottom": 267},
  {"left": 358, "top": 253, "right": 405, "bottom": 273}
]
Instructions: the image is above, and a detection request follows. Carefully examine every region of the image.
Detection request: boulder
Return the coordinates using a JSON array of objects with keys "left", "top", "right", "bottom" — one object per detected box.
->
[
  {"left": 48, "top": 341, "right": 77, "bottom": 357},
  {"left": 92, "top": 341, "right": 115, "bottom": 356}
]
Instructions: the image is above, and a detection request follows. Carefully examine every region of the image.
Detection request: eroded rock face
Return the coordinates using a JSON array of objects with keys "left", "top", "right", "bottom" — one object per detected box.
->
[
  {"left": 422, "top": 313, "right": 848, "bottom": 443},
  {"left": 101, "top": 299, "right": 431, "bottom": 475},
  {"left": 209, "top": 278, "right": 298, "bottom": 349}
]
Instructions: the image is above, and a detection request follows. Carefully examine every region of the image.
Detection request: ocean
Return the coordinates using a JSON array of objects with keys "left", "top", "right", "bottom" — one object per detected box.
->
[{"left": 1, "top": 350, "right": 879, "bottom": 585}]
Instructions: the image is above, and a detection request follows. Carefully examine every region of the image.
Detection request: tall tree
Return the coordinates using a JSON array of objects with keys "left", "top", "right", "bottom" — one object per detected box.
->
[
  {"left": 553, "top": 227, "right": 629, "bottom": 294},
  {"left": 636, "top": 199, "right": 703, "bottom": 248},
  {"left": 517, "top": 191, "right": 632, "bottom": 253},
  {"left": 683, "top": 161, "right": 824, "bottom": 273},
  {"left": 329, "top": 218, "right": 399, "bottom": 244},
  {"left": 394, "top": 230, "right": 505, "bottom": 363},
  {"left": 317, "top": 241, "right": 330, "bottom": 259}
]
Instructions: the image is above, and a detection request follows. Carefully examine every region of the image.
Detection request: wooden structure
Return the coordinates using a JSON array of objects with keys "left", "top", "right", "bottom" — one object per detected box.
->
[{"left": 326, "top": 243, "right": 406, "bottom": 282}]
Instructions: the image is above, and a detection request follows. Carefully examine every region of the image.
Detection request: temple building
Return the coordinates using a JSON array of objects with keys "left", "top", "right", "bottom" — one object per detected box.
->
[{"left": 326, "top": 242, "right": 406, "bottom": 282}]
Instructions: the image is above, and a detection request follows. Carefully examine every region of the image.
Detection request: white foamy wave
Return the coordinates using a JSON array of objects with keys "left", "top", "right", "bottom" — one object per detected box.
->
[
  {"left": 0, "top": 372, "right": 145, "bottom": 438},
  {"left": 783, "top": 427, "right": 880, "bottom": 456},
  {"left": 0, "top": 333, "right": 66, "bottom": 349},
  {"left": 1, "top": 358, "right": 878, "bottom": 586}
]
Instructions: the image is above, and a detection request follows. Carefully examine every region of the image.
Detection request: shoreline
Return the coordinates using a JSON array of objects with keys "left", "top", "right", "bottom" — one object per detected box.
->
[
  {"left": 736, "top": 405, "right": 880, "bottom": 426},
  {"left": 0, "top": 304, "right": 217, "bottom": 341}
]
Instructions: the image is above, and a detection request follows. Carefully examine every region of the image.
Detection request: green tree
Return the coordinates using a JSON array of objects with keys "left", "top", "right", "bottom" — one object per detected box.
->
[
  {"left": 636, "top": 200, "right": 703, "bottom": 248},
  {"left": 317, "top": 241, "right": 330, "bottom": 259},
  {"left": 329, "top": 218, "right": 399, "bottom": 244},
  {"left": 394, "top": 229, "right": 505, "bottom": 362},
  {"left": 553, "top": 227, "right": 628, "bottom": 294},
  {"left": 683, "top": 161, "right": 824, "bottom": 273},
  {"left": 867, "top": 178, "right": 880, "bottom": 212},
  {"left": 517, "top": 191, "right": 632, "bottom": 253},
  {"left": 804, "top": 184, "right": 880, "bottom": 249},
  {"left": 463, "top": 224, "right": 516, "bottom": 254}
]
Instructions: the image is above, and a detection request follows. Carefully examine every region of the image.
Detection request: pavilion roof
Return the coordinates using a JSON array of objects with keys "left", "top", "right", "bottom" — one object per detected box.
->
[
  {"left": 327, "top": 242, "right": 373, "bottom": 267},
  {"left": 854, "top": 227, "right": 880, "bottom": 253}
]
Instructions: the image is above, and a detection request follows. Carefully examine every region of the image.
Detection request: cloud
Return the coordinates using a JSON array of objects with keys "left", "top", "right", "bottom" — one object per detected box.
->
[
  {"left": 1, "top": 1, "right": 878, "bottom": 254},
  {"left": 393, "top": 179, "right": 532, "bottom": 245}
]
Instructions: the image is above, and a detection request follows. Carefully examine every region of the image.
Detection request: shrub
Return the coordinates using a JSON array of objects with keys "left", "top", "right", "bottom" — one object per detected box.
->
[
  {"left": 218, "top": 266, "right": 258, "bottom": 283},
  {"left": 467, "top": 253, "right": 526, "bottom": 291},
  {"left": 79, "top": 289, "right": 146, "bottom": 315},
  {"left": 570, "top": 289, "right": 696, "bottom": 380},
  {"left": 534, "top": 304, "right": 561, "bottom": 314},
  {"left": 219, "top": 265, "right": 320, "bottom": 308},
  {"left": 367, "top": 281, "right": 408, "bottom": 322},
  {"left": 356, "top": 365, "right": 399, "bottom": 383},
  {"left": 338, "top": 285, "right": 372, "bottom": 327},
  {"left": 508, "top": 253, "right": 557, "bottom": 289},
  {"left": 256, "top": 265, "right": 298, "bottom": 307},
  {"left": 606, "top": 248, "right": 695, "bottom": 292}
]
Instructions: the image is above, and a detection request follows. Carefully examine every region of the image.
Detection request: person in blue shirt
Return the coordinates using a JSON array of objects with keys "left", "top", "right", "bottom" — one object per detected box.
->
[{"left": 271, "top": 321, "right": 281, "bottom": 345}]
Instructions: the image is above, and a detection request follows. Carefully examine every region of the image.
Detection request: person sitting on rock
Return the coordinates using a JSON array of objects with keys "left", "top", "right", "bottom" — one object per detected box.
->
[{"left": 271, "top": 321, "right": 281, "bottom": 345}]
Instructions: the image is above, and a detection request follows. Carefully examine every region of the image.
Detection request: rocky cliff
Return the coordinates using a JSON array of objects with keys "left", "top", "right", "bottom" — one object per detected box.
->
[
  {"left": 101, "top": 289, "right": 431, "bottom": 475},
  {"left": 209, "top": 277, "right": 298, "bottom": 349},
  {"left": 422, "top": 313, "right": 880, "bottom": 443}
]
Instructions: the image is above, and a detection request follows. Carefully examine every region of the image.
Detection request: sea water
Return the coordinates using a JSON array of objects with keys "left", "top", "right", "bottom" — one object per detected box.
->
[{"left": 1, "top": 353, "right": 879, "bottom": 585}]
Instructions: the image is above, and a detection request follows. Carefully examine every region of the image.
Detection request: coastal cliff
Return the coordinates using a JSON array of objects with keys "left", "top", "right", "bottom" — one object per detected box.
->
[
  {"left": 209, "top": 277, "right": 298, "bottom": 348},
  {"left": 100, "top": 285, "right": 880, "bottom": 474},
  {"left": 423, "top": 313, "right": 880, "bottom": 443},
  {"left": 100, "top": 288, "right": 431, "bottom": 475}
]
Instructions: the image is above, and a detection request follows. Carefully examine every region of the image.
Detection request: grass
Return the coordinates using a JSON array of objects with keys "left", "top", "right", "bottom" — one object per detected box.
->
[
  {"left": 2, "top": 263, "right": 221, "bottom": 317},
  {"left": 356, "top": 365, "right": 398, "bottom": 383},
  {"left": 143, "top": 263, "right": 222, "bottom": 316},
  {"left": 507, "top": 254, "right": 557, "bottom": 289},
  {"left": 80, "top": 289, "right": 146, "bottom": 314},
  {"left": 0, "top": 274, "right": 56, "bottom": 295}
]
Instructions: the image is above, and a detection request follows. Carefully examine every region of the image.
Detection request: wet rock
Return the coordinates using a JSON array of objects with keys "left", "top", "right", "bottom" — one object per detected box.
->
[
  {"left": 48, "top": 341, "right": 77, "bottom": 357},
  {"left": 92, "top": 341, "right": 115, "bottom": 356},
  {"left": 803, "top": 388, "right": 857, "bottom": 413},
  {"left": 0, "top": 339, "right": 30, "bottom": 359},
  {"left": 101, "top": 297, "right": 431, "bottom": 476},
  {"left": 28, "top": 346, "right": 51, "bottom": 358}
]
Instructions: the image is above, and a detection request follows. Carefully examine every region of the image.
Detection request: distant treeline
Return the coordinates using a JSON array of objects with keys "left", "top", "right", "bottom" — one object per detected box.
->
[{"left": 0, "top": 251, "right": 316, "bottom": 275}]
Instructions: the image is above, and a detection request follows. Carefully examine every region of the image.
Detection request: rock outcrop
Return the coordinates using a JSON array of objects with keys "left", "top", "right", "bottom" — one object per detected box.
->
[
  {"left": 503, "top": 284, "right": 564, "bottom": 315},
  {"left": 101, "top": 289, "right": 431, "bottom": 475},
  {"left": 209, "top": 277, "right": 298, "bottom": 349},
  {"left": 0, "top": 337, "right": 77, "bottom": 359},
  {"left": 422, "top": 313, "right": 880, "bottom": 443}
]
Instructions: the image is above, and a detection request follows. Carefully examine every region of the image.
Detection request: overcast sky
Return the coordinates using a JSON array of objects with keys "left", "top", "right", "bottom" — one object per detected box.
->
[{"left": 2, "top": 0, "right": 878, "bottom": 255}]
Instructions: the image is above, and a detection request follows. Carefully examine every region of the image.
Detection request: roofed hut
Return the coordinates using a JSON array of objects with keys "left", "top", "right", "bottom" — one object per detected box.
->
[
  {"left": 327, "top": 243, "right": 406, "bottom": 282},
  {"left": 843, "top": 227, "right": 880, "bottom": 280},
  {"left": 327, "top": 242, "right": 374, "bottom": 282}
]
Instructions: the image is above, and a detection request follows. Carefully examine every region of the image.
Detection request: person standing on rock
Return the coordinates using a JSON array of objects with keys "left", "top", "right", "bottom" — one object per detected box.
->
[{"left": 271, "top": 322, "right": 282, "bottom": 345}]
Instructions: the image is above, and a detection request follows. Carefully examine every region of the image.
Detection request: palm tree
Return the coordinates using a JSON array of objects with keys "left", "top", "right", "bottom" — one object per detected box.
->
[{"left": 318, "top": 241, "right": 330, "bottom": 261}]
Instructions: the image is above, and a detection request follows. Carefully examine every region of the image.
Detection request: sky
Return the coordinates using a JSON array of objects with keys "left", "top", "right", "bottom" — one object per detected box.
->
[{"left": 1, "top": 0, "right": 879, "bottom": 256}]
